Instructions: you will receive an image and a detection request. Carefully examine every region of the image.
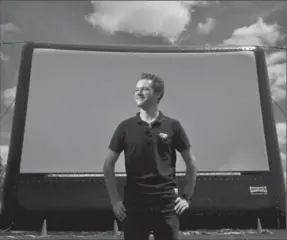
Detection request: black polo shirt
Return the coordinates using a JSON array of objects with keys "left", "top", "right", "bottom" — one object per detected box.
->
[{"left": 108, "top": 111, "right": 191, "bottom": 199}]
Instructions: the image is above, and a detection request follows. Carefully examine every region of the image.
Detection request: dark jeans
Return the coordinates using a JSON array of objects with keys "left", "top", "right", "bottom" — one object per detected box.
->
[{"left": 123, "top": 194, "right": 179, "bottom": 240}]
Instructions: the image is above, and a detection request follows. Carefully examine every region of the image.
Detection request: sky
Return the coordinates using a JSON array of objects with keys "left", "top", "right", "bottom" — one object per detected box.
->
[{"left": 0, "top": 1, "right": 286, "bottom": 176}]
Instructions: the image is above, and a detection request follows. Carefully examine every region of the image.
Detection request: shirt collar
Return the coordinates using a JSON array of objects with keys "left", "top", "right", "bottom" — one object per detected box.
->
[{"left": 136, "top": 111, "right": 166, "bottom": 125}]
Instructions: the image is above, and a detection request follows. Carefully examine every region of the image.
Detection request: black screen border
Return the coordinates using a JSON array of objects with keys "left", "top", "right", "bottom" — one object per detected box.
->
[{"left": 1, "top": 42, "right": 285, "bottom": 227}]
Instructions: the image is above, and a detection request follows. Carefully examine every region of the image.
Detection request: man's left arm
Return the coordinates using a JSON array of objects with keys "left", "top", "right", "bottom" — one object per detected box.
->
[
  {"left": 173, "top": 120, "right": 198, "bottom": 207},
  {"left": 180, "top": 148, "right": 197, "bottom": 200}
]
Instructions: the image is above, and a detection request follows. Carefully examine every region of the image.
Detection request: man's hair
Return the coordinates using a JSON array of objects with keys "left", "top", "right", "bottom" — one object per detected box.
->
[{"left": 140, "top": 73, "right": 165, "bottom": 103}]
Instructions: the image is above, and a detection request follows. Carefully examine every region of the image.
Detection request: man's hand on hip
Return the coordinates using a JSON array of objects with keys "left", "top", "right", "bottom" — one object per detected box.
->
[
  {"left": 112, "top": 200, "right": 127, "bottom": 222},
  {"left": 174, "top": 197, "right": 190, "bottom": 215}
]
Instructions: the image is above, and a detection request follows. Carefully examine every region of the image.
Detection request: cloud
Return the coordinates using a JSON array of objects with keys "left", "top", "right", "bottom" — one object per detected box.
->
[
  {"left": 276, "top": 122, "right": 286, "bottom": 182},
  {"left": 0, "top": 145, "right": 9, "bottom": 166},
  {"left": 0, "top": 23, "right": 19, "bottom": 63},
  {"left": 268, "top": 63, "right": 286, "bottom": 101},
  {"left": 222, "top": 18, "right": 286, "bottom": 103},
  {"left": 266, "top": 53, "right": 286, "bottom": 102},
  {"left": 0, "top": 132, "right": 11, "bottom": 142},
  {"left": 0, "top": 52, "right": 9, "bottom": 62},
  {"left": 85, "top": 1, "right": 213, "bottom": 44},
  {"left": 2, "top": 86, "right": 16, "bottom": 109},
  {"left": 223, "top": 18, "right": 285, "bottom": 46},
  {"left": 266, "top": 51, "right": 286, "bottom": 65},
  {"left": 280, "top": 152, "right": 286, "bottom": 185},
  {"left": 281, "top": 152, "right": 286, "bottom": 162},
  {"left": 276, "top": 122, "right": 286, "bottom": 150},
  {"left": 197, "top": 17, "right": 216, "bottom": 34},
  {"left": 270, "top": 86, "right": 286, "bottom": 103},
  {"left": 0, "top": 23, "right": 19, "bottom": 34},
  {"left": 268, "top": 62, "right": 286, "bottom": 87}
]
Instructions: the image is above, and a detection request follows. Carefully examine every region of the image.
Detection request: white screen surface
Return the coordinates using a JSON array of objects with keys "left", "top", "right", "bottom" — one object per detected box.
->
[{"left": 20, "top": 48, "right": 270, "bottom": 173}]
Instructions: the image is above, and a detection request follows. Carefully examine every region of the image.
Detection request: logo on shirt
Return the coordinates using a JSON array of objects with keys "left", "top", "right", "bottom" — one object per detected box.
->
[{"left": 158, "top": 133, "right": 168, "bottom": 140}]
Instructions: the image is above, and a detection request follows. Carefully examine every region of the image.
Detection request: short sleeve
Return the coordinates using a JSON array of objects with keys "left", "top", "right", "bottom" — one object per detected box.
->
[
  {"left": 173, "top": 120, "right": 191, "bottom": 152},
  {"left": 108, "top": 122, "right": 126, "bottom": 153}
]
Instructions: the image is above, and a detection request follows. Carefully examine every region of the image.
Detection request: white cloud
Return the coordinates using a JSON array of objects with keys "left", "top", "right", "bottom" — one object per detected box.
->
[
  {"left": 85, "top": 1, "right": 213, "bottom": 44},
  {"left": 270, "top": 86, "right": 286, "bottom": 103},
  {"left": 0, "top": 23, "right": 19, "bottom": 34},
  {"left": 276, "top": 122, "right": 286, "bottom": 150},
  {"left": 2, "top": 86, "right": 16, "bottom": 109},
  {"left": 223, "top": 18, "right": 285, "bottom": 46},
  {"left": 0, "top": 52, "right": 9, "bottom": 62},
  {"left": 197, "top": 17, "right": 216, "bottom": 34},
  {"left": 266, "top": 51, "right": 286, "bottom": 66},
  {"left": 0, "top": 132, "right": 11, "bottom": 142},
  {"left": 281, "top": 152, "right": 286, "bottom": 162},
  {"left": 268, "top": 62, "right": 286, "bottom": 87},
  {"left": 266, "top": 53, "right": 286, "bottom": 102},
  {"left": 276, "top": 123, "right": 286, "bottom": 185},
  {"left": 0, "top": 145, "right": 9, "bottom": 166},
  {"left": 223, "top": 18, "right": 286, "bottom": 103},
  {"left": 280, "top": 152, "right": 286, "bottom": 186},
  {"left": 0, "top": 23, "right": 19, "bottom": 63}
]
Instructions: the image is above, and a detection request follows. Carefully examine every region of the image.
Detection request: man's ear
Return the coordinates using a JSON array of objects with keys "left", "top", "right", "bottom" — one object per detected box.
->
[{"left": 156, "top": 92, "right": 161, "bottom": 101}]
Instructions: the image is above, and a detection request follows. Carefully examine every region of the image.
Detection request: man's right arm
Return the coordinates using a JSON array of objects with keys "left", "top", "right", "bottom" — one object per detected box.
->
[
  {"left": 103, "top": 149, "right": 121, "bottom": 205},
  {"left": 103, "top": 122, "right": 126, "bottom": 221}
]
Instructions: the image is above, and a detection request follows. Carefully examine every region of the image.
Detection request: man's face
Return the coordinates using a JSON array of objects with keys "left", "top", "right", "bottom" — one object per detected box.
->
[{"left": 134, "top": 79, "right": 158, "bottom": 108}]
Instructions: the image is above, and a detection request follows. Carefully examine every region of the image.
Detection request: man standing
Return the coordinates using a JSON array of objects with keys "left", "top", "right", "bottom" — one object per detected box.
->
[{"left": 103, "top": 73, "right": 197, "bottom": 240}]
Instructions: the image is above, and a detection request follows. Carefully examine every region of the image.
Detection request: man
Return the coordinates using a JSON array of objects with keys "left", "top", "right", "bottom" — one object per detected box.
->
[{"left": 103, "top": 73, "right": 197, "bottom": 240}]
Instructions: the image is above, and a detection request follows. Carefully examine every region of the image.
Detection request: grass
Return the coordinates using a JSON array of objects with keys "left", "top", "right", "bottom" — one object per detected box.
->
[{"left": 0, "top": 229, "right": 286, "bottom": 239}]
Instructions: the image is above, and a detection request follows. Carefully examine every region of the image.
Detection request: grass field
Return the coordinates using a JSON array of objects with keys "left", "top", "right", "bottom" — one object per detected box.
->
[{"left": 0, "top": 229, "right": 286, "bottom": 239}]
